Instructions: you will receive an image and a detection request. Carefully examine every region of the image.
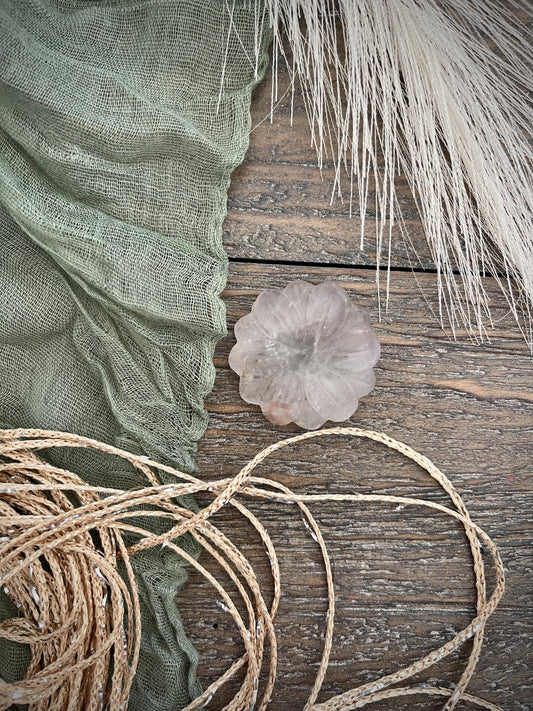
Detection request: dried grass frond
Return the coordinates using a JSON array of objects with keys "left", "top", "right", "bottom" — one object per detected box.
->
[{"left": 261, "top": 0, "right": 533, "bottom": 344}]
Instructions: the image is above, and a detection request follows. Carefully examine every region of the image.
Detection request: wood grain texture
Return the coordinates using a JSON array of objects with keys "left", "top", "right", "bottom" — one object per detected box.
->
[
  {"left": 185, "top": 264, "right": 533, "bottom": 711},
  {"left": 189, "top": 39, "right": 532, "bottom": 710},
  {"left": 224, "top": 63, "right": 434, "bottom": 269}
]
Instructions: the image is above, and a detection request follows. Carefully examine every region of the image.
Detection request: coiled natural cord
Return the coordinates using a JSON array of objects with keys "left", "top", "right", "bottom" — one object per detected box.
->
[{"left": 0, "top": 427, "right": 505, "bottom": 711}]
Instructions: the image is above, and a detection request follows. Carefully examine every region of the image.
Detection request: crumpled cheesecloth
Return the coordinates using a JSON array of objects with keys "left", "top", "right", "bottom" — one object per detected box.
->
[{"left": 0, "top": 1, "right": 269, "bottom": 708}]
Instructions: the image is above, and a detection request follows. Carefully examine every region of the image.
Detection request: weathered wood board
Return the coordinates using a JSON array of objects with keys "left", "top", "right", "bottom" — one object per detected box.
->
[
  {"left": 224, "top": 64, "right": 435, "bottom": 270},
  {"left": 185, "top": 31, "right": 533, "bottom": 709},
  {"left": 184, "top": 264, "right": 533, "bottom": 711}
]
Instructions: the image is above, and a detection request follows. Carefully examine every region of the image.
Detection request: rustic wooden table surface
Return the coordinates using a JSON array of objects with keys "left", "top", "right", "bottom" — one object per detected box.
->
[{"left": 179, "top": 67, "right": 533, "bottom": 711}]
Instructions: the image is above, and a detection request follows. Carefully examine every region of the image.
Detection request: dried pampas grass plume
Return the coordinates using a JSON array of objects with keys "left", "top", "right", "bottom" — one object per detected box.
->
[{"left": 256, "top": 0, "right": 533, "bottom": 344}]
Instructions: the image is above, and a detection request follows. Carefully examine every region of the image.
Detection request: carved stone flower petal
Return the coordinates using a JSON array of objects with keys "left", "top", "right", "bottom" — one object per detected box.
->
[{"left": 229, "top": 280, "right": 380, "bottom": 429}]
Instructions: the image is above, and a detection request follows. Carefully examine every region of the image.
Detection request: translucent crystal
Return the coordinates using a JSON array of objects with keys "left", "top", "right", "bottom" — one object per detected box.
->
[{"left": 228, "top": 281, "right": 380, "bottom": 429}]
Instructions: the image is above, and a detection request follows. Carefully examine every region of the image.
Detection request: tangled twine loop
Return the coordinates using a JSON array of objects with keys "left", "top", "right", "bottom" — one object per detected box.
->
[{"left": 0, "top": 427, "right": 505, "bottom": 711}]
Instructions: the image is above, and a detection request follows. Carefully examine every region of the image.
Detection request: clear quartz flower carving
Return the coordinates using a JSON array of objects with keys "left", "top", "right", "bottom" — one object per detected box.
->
[{"left": 228, "top": 281, "right": 380, "bottom": 429}]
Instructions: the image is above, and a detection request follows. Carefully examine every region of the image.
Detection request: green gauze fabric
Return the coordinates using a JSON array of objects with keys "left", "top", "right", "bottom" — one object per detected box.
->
[{"left": 0, "top": 1, "right": 269, "bottom": 708}]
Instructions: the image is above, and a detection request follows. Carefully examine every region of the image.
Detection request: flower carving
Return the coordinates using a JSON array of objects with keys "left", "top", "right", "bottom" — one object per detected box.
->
[{"left": 228, "top": 280, "right": 380, "bottom": 429}]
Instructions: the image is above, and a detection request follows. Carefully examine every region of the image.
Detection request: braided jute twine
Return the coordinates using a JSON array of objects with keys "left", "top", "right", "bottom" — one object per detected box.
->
[{"left": 0, "top": 427, "right": 505, "bottom": 711}]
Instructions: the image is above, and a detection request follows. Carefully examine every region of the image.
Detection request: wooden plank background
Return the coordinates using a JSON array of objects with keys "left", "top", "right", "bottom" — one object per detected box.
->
[{"left": 181, "top": 63, "right": 533, "bottom": 711}]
